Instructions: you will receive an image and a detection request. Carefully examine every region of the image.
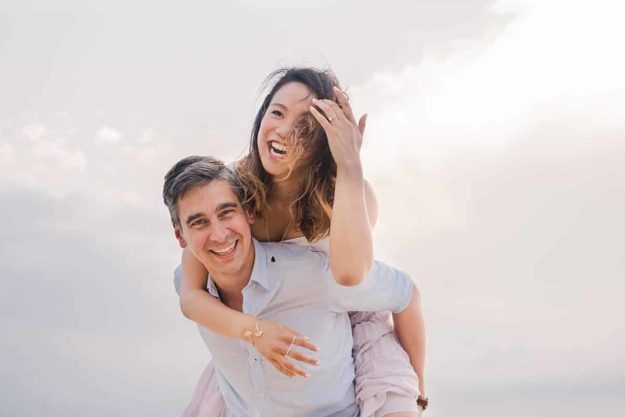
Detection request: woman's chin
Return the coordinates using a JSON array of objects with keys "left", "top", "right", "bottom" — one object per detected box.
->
[{"left": 261, "top": 157, "right": 288, "bottom": 178}]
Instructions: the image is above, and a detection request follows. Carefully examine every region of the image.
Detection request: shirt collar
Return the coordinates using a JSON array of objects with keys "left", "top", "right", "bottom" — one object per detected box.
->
[
  {"left": 247, "top": 238, "right": 270, "bottom": 291},
  {"left": 205, "top": 237, "right": 270, "bottom": 297}
]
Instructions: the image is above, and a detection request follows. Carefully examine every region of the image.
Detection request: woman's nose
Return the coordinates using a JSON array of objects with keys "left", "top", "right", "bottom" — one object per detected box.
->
[{"left": 275, "top": 120, "right": 293, "bottom": 139}]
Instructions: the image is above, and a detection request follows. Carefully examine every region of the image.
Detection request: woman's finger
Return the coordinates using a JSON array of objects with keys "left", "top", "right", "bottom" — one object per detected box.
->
[
  {"left": 358, "top": 113, "right": 367, "bottom": 137},
  {"left": 280, "top": 358, "right": 311, "bottom": 378},
  {"left": 293, "top": 336, "right": 320, "bottom": 352},
  {"left": 312, "top": 99, "right": 340, "bottom": 124},
  {"left": 309, "top": 106, "right": 333, "bottom": 131},
  {"left": 287, "top": 347, "right": 320, "bottom": 366},
  {"left": 271, "top": 358, "right": 296, "bottom": 377},
  {"left": 333, "top": 86, "right": 356, "bottom": 124}
]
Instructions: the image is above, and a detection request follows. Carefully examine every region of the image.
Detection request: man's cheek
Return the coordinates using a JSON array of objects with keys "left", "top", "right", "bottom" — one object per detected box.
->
[{"left": 190, "top": 232, "right": 211, "bottom": 255}]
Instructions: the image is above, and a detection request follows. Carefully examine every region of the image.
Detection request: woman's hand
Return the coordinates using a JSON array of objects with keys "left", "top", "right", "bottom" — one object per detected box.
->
[
  {"left": 309, "top": 86, "right": 367, "bottom": 170},
  {"left": 246, "top": 319, "right": 320, "bottom": 378}
]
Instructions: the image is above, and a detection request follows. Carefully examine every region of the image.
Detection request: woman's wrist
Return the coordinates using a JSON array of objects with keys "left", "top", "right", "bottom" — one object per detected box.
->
[
  {"left": 237, "top": 314, "right": 260, "bottom": 341},
  {"left": 336, "top": 159, "right": 363, "bottom": 179}
]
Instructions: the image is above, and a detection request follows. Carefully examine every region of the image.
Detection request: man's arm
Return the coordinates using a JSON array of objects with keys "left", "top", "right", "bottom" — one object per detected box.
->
[{"left": 329, "top": 261, "right": 414, "bottom": 314}]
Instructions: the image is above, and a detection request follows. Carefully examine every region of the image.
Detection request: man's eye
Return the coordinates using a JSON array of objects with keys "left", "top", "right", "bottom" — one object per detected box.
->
[
  {"left": 219, "top": 210, "right": 235, "bottom": 218},
  {"left": 192, "top": 219, "right": 207, "bottom": 227}
]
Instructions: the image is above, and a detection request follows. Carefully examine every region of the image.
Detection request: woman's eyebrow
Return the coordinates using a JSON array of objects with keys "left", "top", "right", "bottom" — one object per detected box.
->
[{"left": 269, "top": 102, "right": 287, "bottom": 109}]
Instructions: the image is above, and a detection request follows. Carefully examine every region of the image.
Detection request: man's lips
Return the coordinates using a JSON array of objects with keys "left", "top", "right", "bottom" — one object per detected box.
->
[{"left": 209, "top": 240, "right": 238, "bottom": 258}]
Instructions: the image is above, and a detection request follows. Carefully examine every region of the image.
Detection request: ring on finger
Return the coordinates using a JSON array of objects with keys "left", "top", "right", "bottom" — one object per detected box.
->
[{"left": 285, "top": 335, "right": 297, "bottom": 356}]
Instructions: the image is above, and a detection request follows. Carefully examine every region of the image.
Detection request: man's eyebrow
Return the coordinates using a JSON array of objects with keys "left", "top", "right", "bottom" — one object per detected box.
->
[{"left": 217, "top": 202, "right": 238, "bottom": 211}]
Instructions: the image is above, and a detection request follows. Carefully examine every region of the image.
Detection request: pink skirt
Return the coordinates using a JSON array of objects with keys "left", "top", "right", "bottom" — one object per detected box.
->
[{"left": 183, "top": 311, "right": 419, "bottom": 417}]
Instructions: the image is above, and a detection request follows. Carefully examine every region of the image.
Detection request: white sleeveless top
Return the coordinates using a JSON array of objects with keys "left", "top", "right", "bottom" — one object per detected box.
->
[{"left": 281, "top": 236, "right": 329, "bottom": 253}]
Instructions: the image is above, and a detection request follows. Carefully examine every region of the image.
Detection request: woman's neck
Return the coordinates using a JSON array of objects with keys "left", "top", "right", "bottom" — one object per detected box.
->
[{"left": 269, "top": 174, "right": 303, "bottom": 203}]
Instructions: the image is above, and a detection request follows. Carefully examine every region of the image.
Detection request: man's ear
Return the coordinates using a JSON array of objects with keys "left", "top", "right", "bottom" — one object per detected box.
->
[
  {"left": 174, "top": 225, "right": 187, "bottom": 248},
  {"left": 245, "top": 208, "right": 255, "bottom": 224}
]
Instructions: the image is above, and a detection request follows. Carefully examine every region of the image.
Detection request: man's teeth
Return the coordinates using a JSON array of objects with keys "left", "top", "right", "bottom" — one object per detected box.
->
[
  {"left": 270, "top": 142, "right": 287, "bottom": 155},
  {"left": 212, "top": 241, "right": 236, "bottom": 255}
]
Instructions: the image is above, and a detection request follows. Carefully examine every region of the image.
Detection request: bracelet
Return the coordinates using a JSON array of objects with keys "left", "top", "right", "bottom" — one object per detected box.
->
[{"left": 243, "top": 320, "right": 264, "bottom": 344}]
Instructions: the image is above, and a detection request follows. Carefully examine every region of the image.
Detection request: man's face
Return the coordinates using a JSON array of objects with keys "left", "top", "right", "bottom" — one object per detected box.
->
[{"left": 177, "top": 179, "right": 254, "bottom": 280}]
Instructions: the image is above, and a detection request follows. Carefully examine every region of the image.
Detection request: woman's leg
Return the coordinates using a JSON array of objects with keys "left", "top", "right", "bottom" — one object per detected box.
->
[
  {"left": 351, "top": 311, "right": 421, "bottom": 417},
  {"left": 183, "top": 360, "right": 228, "bottom": 417}
]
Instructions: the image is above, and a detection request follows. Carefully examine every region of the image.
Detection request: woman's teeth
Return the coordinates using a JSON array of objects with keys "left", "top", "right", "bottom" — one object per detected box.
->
[
  {"left": 211, "top": 241, "right": 237, "bottom": 255},
  {"left": 270, "top": 142, "right": 287, "bottom": 156}
]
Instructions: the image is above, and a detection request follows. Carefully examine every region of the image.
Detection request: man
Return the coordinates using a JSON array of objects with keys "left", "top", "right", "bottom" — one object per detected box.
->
[{"left": 163, "top": 155, "right": 419, "bottom": 417}]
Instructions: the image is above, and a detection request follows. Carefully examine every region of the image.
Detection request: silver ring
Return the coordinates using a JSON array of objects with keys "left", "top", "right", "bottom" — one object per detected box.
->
[
  {"left": 285, "top": 335, "right": 297, "bottom": 356},
  {"left": 328, "top": 116, "right": 334, "bottom": 122}
]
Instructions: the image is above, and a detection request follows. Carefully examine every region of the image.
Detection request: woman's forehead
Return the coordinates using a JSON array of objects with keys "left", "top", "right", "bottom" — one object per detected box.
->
[{"left": 271, "top": 82, "right": 315, "bottom": 105}]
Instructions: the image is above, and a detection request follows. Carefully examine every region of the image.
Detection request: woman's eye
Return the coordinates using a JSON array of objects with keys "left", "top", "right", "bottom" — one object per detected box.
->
[{"left": 271, "top": 110, "right": 283, "bottom": 118}]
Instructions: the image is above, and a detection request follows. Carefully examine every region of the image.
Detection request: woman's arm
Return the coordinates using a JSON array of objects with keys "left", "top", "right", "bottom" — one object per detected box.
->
[
  {"left": 310, "top": 87, "right": 374, "bottom": 286},
  {"left": 393, "top": 284, "right": 427, "bottom": 397},
  {"left": 179, "top": 247, "right": 256, "bottom": 338},
  {"left": 178, "top": 247, "right": 320, "bottom": 377}
]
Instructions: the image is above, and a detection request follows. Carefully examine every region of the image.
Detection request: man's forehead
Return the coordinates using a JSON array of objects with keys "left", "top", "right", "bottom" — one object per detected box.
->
[{"left": 179, "top": 181, "right": 240, "bottom": 214}]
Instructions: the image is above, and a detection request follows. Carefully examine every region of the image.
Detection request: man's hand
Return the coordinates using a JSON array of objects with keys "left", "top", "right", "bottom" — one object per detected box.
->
[{"left": 247, "top": 319, "right": 320, "bottom": 377}]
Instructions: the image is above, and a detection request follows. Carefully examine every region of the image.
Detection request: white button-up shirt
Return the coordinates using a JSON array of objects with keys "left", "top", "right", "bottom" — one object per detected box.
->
[{"left": 182, "top": 238, "right": 414, "bottom": 417}]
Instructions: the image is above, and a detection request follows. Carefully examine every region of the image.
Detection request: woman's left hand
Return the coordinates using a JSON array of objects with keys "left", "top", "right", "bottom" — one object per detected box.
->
[{"left": 309, "top": 86, "right": 367, "bottom": 170}]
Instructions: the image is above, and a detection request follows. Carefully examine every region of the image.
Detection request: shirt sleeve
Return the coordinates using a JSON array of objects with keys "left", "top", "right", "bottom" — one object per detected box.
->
[
  {"left": 328, "top": 261, "right": 414, "bottom": 314},
  {"left": 173, "top": 265, "right": 181, "bottom": 296}
]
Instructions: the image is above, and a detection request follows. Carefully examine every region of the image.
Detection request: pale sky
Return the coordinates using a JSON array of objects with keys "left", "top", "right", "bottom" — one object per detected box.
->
[{"left": 1, "top": 1, "right": 624, "bottom": 416}]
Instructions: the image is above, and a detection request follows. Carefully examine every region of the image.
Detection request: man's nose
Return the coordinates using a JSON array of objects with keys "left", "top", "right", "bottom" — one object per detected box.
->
[{"left": 209, "top": 222, "right": 229, "bottom": 243}]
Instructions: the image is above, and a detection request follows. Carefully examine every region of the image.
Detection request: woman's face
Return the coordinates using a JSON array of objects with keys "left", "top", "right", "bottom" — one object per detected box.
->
[{"left": 257, "top": 81, "right": 316, "bottom": 177}]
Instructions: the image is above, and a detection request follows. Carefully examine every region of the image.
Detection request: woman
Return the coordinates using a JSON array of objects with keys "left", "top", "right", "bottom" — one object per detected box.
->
[{"left": 176, "top": 67, "right": 426, "bottom": 416}]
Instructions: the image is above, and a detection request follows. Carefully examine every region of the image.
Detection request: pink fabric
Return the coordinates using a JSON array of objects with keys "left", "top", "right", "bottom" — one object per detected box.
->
[
  {"left": 182, "top": 311, "right": 419, "bottom": 417},
  {"left": 182, "top": 360, "right": 227, "bottom": 417},
  {"left": 350, "top": 311, "right": 420, "bottom": 417}
]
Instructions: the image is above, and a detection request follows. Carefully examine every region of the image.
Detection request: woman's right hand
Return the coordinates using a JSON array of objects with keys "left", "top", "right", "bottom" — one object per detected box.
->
[
  {"left": 309, "top": 86, "right": 367, "bottom": 170},
  {"left": 246, "top": 319, "right": 320, "bottom": 378}
]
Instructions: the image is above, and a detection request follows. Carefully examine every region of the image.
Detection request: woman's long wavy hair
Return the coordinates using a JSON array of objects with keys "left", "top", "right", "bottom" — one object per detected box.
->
[{"left": 237, "top": 67, "right": 340, "bottom": 242}]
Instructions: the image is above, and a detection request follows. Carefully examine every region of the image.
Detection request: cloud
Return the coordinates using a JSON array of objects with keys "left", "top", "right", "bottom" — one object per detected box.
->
[
  {"left": 349, "top": 0, "right": 625, "bottom": 398},
  {"left": 353, "top": 0, "right": 625, "bottom": 176},
  {"left": 0, "top": 124, "right": 87, "bottom": 195},
  {"left": 94, "top": 126, "right": 123, "bottom": 144}
]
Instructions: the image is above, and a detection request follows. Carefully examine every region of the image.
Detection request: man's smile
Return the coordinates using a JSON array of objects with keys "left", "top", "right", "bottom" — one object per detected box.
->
[{"left": 209, "top": 239, "right": 238, "bottom": 260}]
